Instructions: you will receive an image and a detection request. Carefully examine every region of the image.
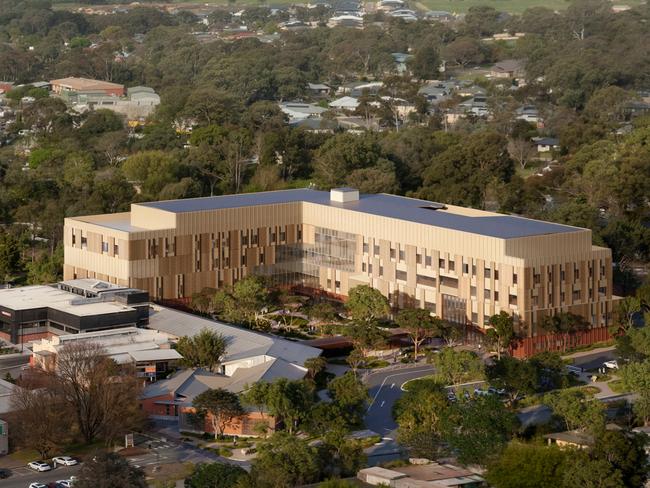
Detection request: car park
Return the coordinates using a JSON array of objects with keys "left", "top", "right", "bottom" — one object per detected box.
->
[
  {"left": 28, "top": 461, "right": 52, "bottom": 472},
  {"left": 52, "top": 456, "right": 78, "bottom": 466}
]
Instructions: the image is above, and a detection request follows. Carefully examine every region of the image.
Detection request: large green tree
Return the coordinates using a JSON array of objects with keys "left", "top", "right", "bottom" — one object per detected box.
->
[
  {"left": 395, "top": 307, "right": 442, "bottom": 359},
  {"left": 186, "top": 462, "right": 250, "bottom": 488},
  {"left": 193, "top": 388, "right": 246, "bottom": 439},
  {"left": 176, "top": 328, "right": 229, "bottom": 372}
]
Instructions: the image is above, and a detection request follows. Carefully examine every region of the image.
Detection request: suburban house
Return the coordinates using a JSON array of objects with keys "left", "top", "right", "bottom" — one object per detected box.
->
[
  {"left": 532, "top": 137, "right": 560, "bottom": 153},
  {"left": 337, "top": 81, "right": 383, "bottom": 97},
  {"left": 327, "top": 14, "right": 364, "bottom": 28},
  {"left": 418, "top": 83, "right": 450, "bottom": 104},
  {"left": 489, "top": 59, "right": 525, "bottom": 79},
  {"left": 358, "top": 463, "right": 485, "bottom": 487},
  {"left": 329, "top": 96, "right": 360, "bottom": 111},
  {"left": 516, "top": 105, "right": 541, "bottom": 124},
  {"left": 63, "top": 188, "right": 618, "bottom": 357},
  {"left": 59, "top": 84, "right": 160, "bottom": 120},
  {"left": 392, "top": 53, "right": 412, "bottom": 75},
  {"left": 140, "top": 305, "right": 320, "bottom": 435},
  {"left": 306, "top": 83, "right": 331, "bottom": 96},
  {"left": 50, "top": 77, "right": 125, "bottom": 97},
  {"left": 279, "top": 101, "right": 327, "bottom": 120},
  {"left": 377, "top": 0, "right": 404, "bottom": 10},
  {"left": 424, "top": 10, "right": 454, "bottom": 22}
]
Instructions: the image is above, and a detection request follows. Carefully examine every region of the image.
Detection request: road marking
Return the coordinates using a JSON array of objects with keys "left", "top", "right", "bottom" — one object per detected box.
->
[
  {"left": 380, "top": 400, "right": 385, "bottom": 407},
  {"left": 366, "top": 366, "right": 435, "bottom": 412},
  {"left": 390, "top": 383, "right": 395, "bottom": 389}
]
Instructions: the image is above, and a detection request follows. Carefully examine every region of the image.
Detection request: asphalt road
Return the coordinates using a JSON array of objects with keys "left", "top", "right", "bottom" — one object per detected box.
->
[
  {"left": 570, "top": 349, "right": 617, "bottom": 371},
  {"left": 364, "top": 365, "right": 436, "bottom": 438},
  {"left": 0, "top": 464, "right": 80, "bottom": 488}
]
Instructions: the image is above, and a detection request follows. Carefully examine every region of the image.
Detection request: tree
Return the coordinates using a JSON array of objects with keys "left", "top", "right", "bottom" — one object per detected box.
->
[
  {"left": 193, "top": 388, "right": 246, "bottom": 439},
  {"left": 345, "top": 322, "right": 387, "bottom": 357},
  {"left": 121, "top": 150, "right": 180, "bottom": 200},
  {"left": 590, "top": 430, "right": 649, "bottom": 487},
  {"left": 442, "top": 394, "right": 518, "bottom": 465},
  {"left": 395, "top": 307, "right": 442, "bottom": 359},
  {"left": 615, "top": 296, "right": 641, "bottom": 333},
  {"left": 486, "top": 442, "right": 568, "bottom": 488},
  {"left": 0, "top": 232, "right": 21, "bottom": 283},
  {"left": 248, "top": 433, "right": 320, "bottom": 488},
  {"left": 395, "top": 378, "right": 449, "bottom": 459},
  {"left": 430, "top": 348, "right": 484, "bottom": 385},
  {"left": 486, "top": 312, "right": 517, "bottom": 360},
  {"left": 327, "top": 371, "right": 369, "bottom": 427},
  {"left": 232, "top": 276, "right": 271, "bottom": 326},
  {"left": 241, "top": 381, "right": 271, "bottom": 419},
  {"left": 176, "top": 328, "right": 229, "bottom": 372},
  {"left": 9, "top": 376, "right": 73, "bottom": 458},
  {"left": 544, "top": 388, "right": 605, "bottom": 432},
  {"left": 487, "top": 356, "right": 538, "bottom": 406},
  {"left": 304, "top": 356, "right": 327, "bottom": 379},
  {"left": 265, "top": 378, "right": 314, "bottom": 434},
  {"left": 408, "top": 41, "right": 440, "bottom": 80},
  {"left": 345, "top": 285, "right": 390, "bottom": 325},
  {"left": 54, "top": 342, "right": 145, "bottom": 444},
  {"left": 561, "top": 452, "right": 624, "bottom": 488},
  {"left": 619, "top": 360, "right": 650, "bottom": 424},
  {"left": 507, "top": 138, "right": 536, "bottom": 170},
  {"left": 185, "top": 462, "right": 250, "bottom": 488},
  {"left": 442, "top": 37, "right": 486, "bottom": 68},
  {"left": 74, "top": 451, "right": 147, "bottom": 488}
]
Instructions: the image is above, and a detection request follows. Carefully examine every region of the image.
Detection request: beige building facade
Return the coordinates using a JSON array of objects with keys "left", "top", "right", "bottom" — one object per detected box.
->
[{"left": 63, "top": 188, "right": 617, "bottom": 350}]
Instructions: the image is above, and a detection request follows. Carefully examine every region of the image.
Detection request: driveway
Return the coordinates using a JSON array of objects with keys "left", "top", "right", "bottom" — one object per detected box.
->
[{"left": 0, "top": 464, "right": 81, "bottom": 488}]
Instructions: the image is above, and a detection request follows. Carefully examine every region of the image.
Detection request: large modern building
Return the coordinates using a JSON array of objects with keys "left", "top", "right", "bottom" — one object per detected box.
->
[{"left": 63, "top": 188, "right": 618, "bottom": 354}]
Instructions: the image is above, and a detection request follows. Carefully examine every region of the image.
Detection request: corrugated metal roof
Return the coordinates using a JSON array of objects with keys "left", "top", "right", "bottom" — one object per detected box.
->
[{"left": 136, "top": 189, "right": 583, "bottom": 239}]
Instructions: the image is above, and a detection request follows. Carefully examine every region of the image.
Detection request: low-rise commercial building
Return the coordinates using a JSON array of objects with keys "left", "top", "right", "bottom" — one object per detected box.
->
[
  {"left": 63, "top": 188, "right": 618, "bottom": 356},
  {"left": 31, "top": 326, "right": 181, "bottom": 380},
  {"left": 50, "top": 77, "right": 125, "bottom": 97},
  {"left": 0, "top": 279, "right": 149, "bottom": 344}
]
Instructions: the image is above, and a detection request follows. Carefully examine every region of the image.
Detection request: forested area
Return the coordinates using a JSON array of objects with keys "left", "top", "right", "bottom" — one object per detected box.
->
[{"left": 0, "top": 0, "right": 649, "bottom": 291}]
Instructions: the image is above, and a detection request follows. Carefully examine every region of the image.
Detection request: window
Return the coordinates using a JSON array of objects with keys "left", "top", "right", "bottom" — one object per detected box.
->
[
  {"left": 470, "top": 286, "right": 477, "bottom": 297},
  {"left": 598, "top": 286, "right": 606, "bottom": 296},
  {"left": 390, "top": 248, "right": 396, "bottom": 259},
  {"left": 81, "top": 236, "right": 87, "bottom": 249},
  {"left": 484, "top": 268, "right": 491, "bottom": 279},
  {"left": 297, "top": 227, "right": 302, "bottom": 241},
  {"left": 102, "top": 241, "right": 108, "bottom": 253},
  {"left": 494, "top": 270, "right": 499, "bottom": 280},
  {"left": 574, "top": 268, "right": 580, "bottom": 280},
  {"left": 399, "top": 250, "right": 405, "bottom": 262},
  {"left": 327, "top": 279, "right": 332, "bottom": 289},
  {"left": 416, "top": 275, "right": 436, "bottom": 288},
  {"left": 335, "top": 280, "right": 340, "bottom": 289},
  {"left": 362, "top": 262, "right": 367, "bottom": 272},
  {"left": 416, "top": 254, "right": 422, "bottom": 264},
  {"left": 472, "top": 264, "right": 476, "bottom": 275},
  {"left": 509, "top": 294, "right": 517, "bottom": 306},
  {"left": 271, "top": 232, "right": 277, "bottom": 243},
  {"left": 374, "top": 245, "right": 380, "bottom": 256},
  {"left": 252, "top": 233, "right": 258, "bottom": 245},
  {"left": 440, "top": 276, "right": 458, "bottom": 288},
  {"left": 463, "top": 263, "right": 469, "bottom": 274},
  {"left": 425, "top": 255, "right": 432, "bottom": 267},
  {"left": 560, "top": 291, "right": 565, "bottom": 302},
  {"left": 513, "top": 273, "right": 518, "bottom": 285},
  {"left": 484, "top": 289, "right": 491, "bottom": 300},
  {"left": 439, "top": 258, "right": 445, "bottom": 268},
  {"left": 396, "top": 270, "right": 407, "bottom": 281},
  {"left": 241, "top": 255, "right": 247, "bottom": 266},
  {"left": 494, "top": 291, "right": 499, "bottom": 301},
  {"left": 560, "top": 270, "right": 565, "bottom": 281},
  {"left": 368, "top": 264, "right": 373, "bottom": 274},
  {"left": 449, "top": 260, "right": 455, "bottom": 272},
  {"left": 280, "top": 231, "right": 286, "bottom": 242},
  {"left": 241, "top": 234, "right": 249, "bottom": 246},
  {"left": 72, "top": 233, "right": 76, "bottom": 245},
  {"left": 572, "top": 290, "right": 581, "bottom": 301},
  {"left": 363, "top": 243, "right": 369, "bottom": 254},
  {"left": 114, "top": 244, "right": 119, "bottom": 256},
  {"left": 379, "top": 266, "right": 384, "bottom": 277},
  {"left": 260, "top": 252, "right": 265, "bottom": 264},
  {"left": 425, "top": 302, "right": 436, "bottom": 313},
  {"left": 471, "top": 313, "right": 478, "bottom": 324}
]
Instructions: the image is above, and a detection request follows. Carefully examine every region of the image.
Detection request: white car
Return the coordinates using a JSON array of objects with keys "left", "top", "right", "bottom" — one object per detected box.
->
[
  {"left": 29, "top": 483, "right": 47, "bottom": 488},
  {"left": 57, "top": 481, "right": 73, "bottom": 488},
  {"left": 27, "top": 461, "right": 51, "bottom": 472},
  {"left": 53, "top": 456, "right": 78, "bottom": 466},
  {"left": 604, "top": 360, "right": 619, "bottom": 370},
  {"left": 474, "top": 388, "right": 489, "bottom": 396}
]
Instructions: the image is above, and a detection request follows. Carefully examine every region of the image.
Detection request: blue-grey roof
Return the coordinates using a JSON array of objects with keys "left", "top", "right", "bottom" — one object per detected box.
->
[{"left": 138, "top": 189, "right": 583, "bottom": 239}]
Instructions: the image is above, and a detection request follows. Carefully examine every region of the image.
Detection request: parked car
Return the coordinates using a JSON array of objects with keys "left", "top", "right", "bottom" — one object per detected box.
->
[
  {"left": 57, "top": 481, "right": 73, "bottom": 488},
  {"left": 0, "top": 468, "right": 10, "bottom": 478},
  {"left": 447, "top": 391, "right": 457, "bottom": 402},
  {"left": 488, "top": 386, "right": 506, "bottom": 395},
  {"left": 474, "top": 388, "right": 489, "bottom": 396},
  {"left": 604, "top": 360, "right": 619, "bottom": 370},
  {"left": 53, "top": 456, "right": 78, "bottom": 466},
  {"left": 29, "top": 483, "right": 47, "bottom": 488},
  {"left": 28, "top": 461, "right": 52, "bottom": 472},
  {"left": 565, "top": 364, "right": 583, "bottom": 375}
]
